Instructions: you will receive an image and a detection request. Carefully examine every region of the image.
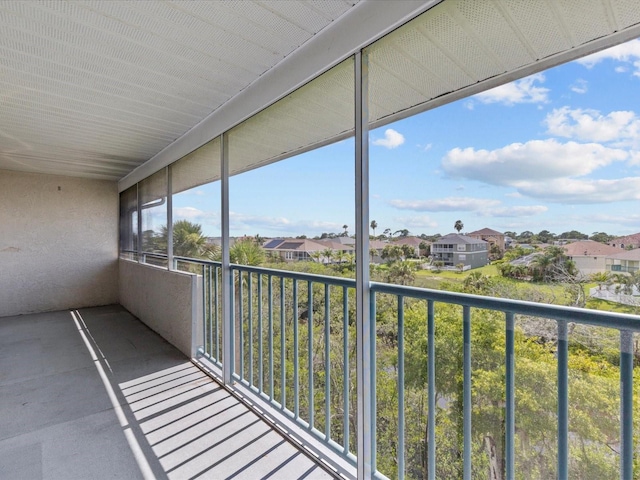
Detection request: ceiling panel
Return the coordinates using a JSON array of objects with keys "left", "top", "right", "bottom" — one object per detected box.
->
[{"left": 0, "top": 0, "right": 358, "bottom": 180}]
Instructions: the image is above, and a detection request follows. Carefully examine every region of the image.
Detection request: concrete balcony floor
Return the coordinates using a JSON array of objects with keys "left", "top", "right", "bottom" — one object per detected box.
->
[{"left": 0, "top": 305, "right": 334, "bottom": 480}]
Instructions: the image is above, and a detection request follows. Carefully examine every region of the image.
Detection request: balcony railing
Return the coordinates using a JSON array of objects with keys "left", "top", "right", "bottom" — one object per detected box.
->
[
  {"left": 129, "top": 251, "right": 639, "bottom": 480},
  {"left": 610, "top": 264, "right": 639, "bottom": 273}
]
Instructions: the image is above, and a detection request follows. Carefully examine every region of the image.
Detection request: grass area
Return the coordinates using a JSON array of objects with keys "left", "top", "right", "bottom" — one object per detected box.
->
[
  {"left": 586, "top": 297, "right": 640, "bottom": 315},
  {"left": 415, "top": 263, "right": 499, "bottom": 282}
]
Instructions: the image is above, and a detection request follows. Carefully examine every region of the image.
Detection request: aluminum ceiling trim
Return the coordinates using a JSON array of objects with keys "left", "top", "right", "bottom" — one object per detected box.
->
[{"left": 117, "top": 0, "right": 439, "bottom": 192}]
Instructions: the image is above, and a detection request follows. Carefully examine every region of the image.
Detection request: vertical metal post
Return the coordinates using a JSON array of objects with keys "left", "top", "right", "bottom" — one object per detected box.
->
[
  {"left": 398, "top": 296, "right": 405, "bottom": 480},
  {"left": 325, "top": 283, "right": 331, "bottom": 440},
  {"left": 280, "top": 276, "right": 286, "bottom": 409},
  {"left": 355, "top": 50, "right": 372, "bottom": 479},
  {"left": 136, "top": 183, "right": 142, "bottom": 261},
  {"left": 215, "top": 266, "right": 219, "bottom": 362},
  {"left": 269, "top": 275, "right": 274, "bottom": 400},
  {"left": 370, "top": 291, "right": 377, "bottom": 473},
  {"left": 258, "top": 274, "right": 263, "bottom": 393},
  {"left": 557, "top": 320, "right": 568, "bottom": 480},
  {"left": 463, "top": 305, "right": 471, "bottom": 480},
  {"left": 620, "top": 330, "right": 634, "bottom": 480},
  {"left": 248, "top": 273, "right": 253, "bottom": 384},
  {"left": 343, "top": 286, "right": 350, "bottom": 453},
  {"left": 427, "top": 300, "right": 436, "bottom": 480},
  {"left": 167, "top": 165, "right": 173, "bottom": 270},
  {"left": 294, "top": 279, "right": 299, "bottom": 418},
  {"left": 505, "top": 312, "right": 515, "bottom": 480},
  {"left": 308, "top": 281, "right": 314, "bottom": 429},
  {"left": 239, "top": 272, "right": 244, "bottom": 379},
  {"left": 221, "top": 133, "right": 233, "bottom": 384},
  {"left": 208, "top": 266, "right": 213, "bottom": 355}
]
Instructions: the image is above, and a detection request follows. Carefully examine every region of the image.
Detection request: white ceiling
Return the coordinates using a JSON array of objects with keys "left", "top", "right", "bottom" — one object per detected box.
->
[
  {"left": 0, "top": 0, "right": 360, "bottom": 180},
  {"left": 1, "top": 1, "right": 640, "bottom": 186}
]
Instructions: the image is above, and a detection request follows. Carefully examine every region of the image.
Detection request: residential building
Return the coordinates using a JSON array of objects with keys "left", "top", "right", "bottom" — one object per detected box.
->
[
  {"left": 467, "top": 228, "right": 506, "bottom": 252},
  {"left": 393, "top": 236, "right": 425, "bottom": 257},
  {"left": 606, "top": 249, "right": 640, "bottom": 274},
  {"left": 563, "top": 240, "right": 625, "bottom": 276},
  {"left": 262, "top": 238, "right": 351, "bottom": 262},
  {"left": 431, "top": 234, "right": 488, "bottom": 269},
  {"left": 2, "top": 2, "right": 639, "bottom": 479},
  {"left": 608, "top": 232, "right": 640, "bottom": 250}
]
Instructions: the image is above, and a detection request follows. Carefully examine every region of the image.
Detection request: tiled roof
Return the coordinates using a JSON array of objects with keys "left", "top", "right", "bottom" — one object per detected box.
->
[
  {"left": 607, "top": 249, "right": 640, "bottom": 261},
  {"left": 433, "top": 234, "right": 487, "bottom": 245},
  {"left": 468, "top": 228, "right": 504, "bottom": 236},
  {"left": 609, "top": 233, "right": 640, "bottom": 245},
  {"left": 563, "top": 240, "right": 624, "bottom": 256}
]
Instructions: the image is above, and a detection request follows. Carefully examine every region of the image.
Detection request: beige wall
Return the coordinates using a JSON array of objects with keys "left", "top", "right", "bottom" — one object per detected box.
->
[
  {"left": 0, "top": 170, "right": 118, "bottom": 317},
  {"left": 119, "top": 259, "right": 201, "bottom": 357}
]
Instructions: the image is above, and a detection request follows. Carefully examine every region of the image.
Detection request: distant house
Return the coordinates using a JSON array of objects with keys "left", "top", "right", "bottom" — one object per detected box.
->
[
  {"left": 369, "top": 239, "right": 388, "bottom": 264},
  {"left": 467, "top": 228, "right": 505, "bottom": 252},
  {"left": 562, "top": 240, "right": 624, "bottom": 275},
  {"left": 606, "top": 248, "right": 640, "bottom": 275},
  {"left": 608, "top": 232, "right": 640, "bottom": 250},
  {"left": 393, "top": 236, "right": 425, "bottom": 257},
  {"left": 262, "top": 238, "right": 320, "bottom": 262},
  {"left": 262, "top": 238, "right": 352, "bottom": 263},
  {"left": 431, "top": 234, "right": 488, "bottom": 269}
]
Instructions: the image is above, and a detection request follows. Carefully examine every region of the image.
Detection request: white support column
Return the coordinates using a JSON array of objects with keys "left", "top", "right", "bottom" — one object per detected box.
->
[
  {"left": 167, "top": 165, "right": 174, "bottom": 270},
  {"left": 355, "top": 51, "right": 373, "bottom": 479},
  {"left": 221, "top": 133, "right": 233, "bottom": 384},
  {"left": 136, "top": 183, "right": 142, "bottom": 262}
]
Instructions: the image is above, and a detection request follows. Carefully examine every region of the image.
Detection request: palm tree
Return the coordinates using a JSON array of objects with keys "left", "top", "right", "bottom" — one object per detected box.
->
[
  {"left": 322, "top": 248, "right": 334, "bottom": 264},
  {"left": 370, "top": 220, "right": 378, "bottom": 237},
  {"left": 342, "top": 224, "right": 349, "bottom": 237},
  {"left": 454, "top": 220, "right": 464, "bottom": 233},
  {"left": 230, "top": 238, "right": 265, "bottom": 265},
  {"left": 161, "top": 219, "right": 208, "bottom": 258},
  {"left": 386, "top": 260, "right": 416, "bottom": 285},
  {"left": 589, "top": 271, "right": 610, "bottom": 291}
]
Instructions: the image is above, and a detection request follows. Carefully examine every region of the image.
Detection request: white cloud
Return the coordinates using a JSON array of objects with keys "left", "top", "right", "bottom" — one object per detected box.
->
[
  {"left": 489, "top": 205, "right": 548, "bottom": 217},
  {"left": 395, "top": 215, "right": 439, "bottom": 229},
  {"left": 474, "top": 73, "right": 549, "bottom": 106},
  {"left": 576, "top": 39, "right": 640, "bottom": 77},
  {"left": 372, "top": 128, "right": 405, "bottom": 149},
  {"left": 174, "top": 206, "right": 207, "bottom": 220},
  {"left": 389, "top": 197, "right": 500, "bottom": 212},
  {"left": 544, "top": 107, "right": 640, "bottom": 144},
  {"left": 588, "top": 213, "right": 640, "bottom": 226},
  {"left": 570, "top": 79, "right": 588, "bottom": 94},
  {"left": 514, "top": 177, "right": 640, "bottom": 204},
  {"left": 442, "top": 139, "right": 628, "bottom": 186},
  {"left": 505, "top": 192, "right": 522, "bottom": 198},
  {"left": 229, "top": 212, "right": 342, "bottom": 235}
]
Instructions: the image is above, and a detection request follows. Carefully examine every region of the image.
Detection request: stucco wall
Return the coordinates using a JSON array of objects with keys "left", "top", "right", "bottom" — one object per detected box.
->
[
  {"left": 119, "top": 259, "right": 201, "bottom": 357},
  {"left": 0, "top": 170, "right": 118, "bottom": 317}
]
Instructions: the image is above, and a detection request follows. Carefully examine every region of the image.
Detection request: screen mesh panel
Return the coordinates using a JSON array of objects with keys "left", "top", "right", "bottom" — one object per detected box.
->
[{"left": 171, "top": 137, "right": 221, "bottom": 194}]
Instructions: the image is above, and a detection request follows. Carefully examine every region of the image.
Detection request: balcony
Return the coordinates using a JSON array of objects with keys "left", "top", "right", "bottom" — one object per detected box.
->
[
  {"left": 0, "top": 304, "right": 333, "bottom": 479},
  {"left": 114, "top": 254, "right": 639, "bottom": 480}
]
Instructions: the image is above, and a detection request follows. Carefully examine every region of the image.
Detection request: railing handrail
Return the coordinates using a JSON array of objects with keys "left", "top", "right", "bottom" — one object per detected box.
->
[
  {"left": 124, "top": 249, "right": 640, "bottom": 330},
  {"left": 371, "top": 281, "right": 640, "bottom": 331}
]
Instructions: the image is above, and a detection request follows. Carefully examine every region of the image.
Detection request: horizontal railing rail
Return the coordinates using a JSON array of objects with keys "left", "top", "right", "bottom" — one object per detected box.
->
[{"left": 121, "top": 250, "right": 639, "bottom": 480}]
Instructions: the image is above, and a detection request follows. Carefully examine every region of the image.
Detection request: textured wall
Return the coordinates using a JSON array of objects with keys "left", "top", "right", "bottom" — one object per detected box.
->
[
  {"left": 119, "top": 259, "right": 200, "bottom": 357},
  {"left": 0, "top": 170, "right": 118, "bottom": 317}
]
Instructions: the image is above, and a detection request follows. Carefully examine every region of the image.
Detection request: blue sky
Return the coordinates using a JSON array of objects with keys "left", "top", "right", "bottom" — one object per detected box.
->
[{"left": 172, "top": 38, "right": 640, "bottom": 239}]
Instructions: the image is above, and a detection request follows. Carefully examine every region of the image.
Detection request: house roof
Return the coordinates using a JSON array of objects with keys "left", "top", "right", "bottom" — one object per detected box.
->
[
  {"left": 393, "top": 236, "right": 424, "bottom": 247},
  {"left": 607, "top": 249, "right": 640, "bottom": 261},
  {"left": 433, "top": 234, "right": 488, "bottom": 245},
  {"left": 609, "top": 233, "right": 640, "bottom": 245},
  {"left": 563, "top": 240, "right": 624, "bottom": 256},
  {"left": 314, "top": 240, "right": 354, "bottom": 251},
  {"left": 467, "top": 228, "right": 504, "bottom": 237}
]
